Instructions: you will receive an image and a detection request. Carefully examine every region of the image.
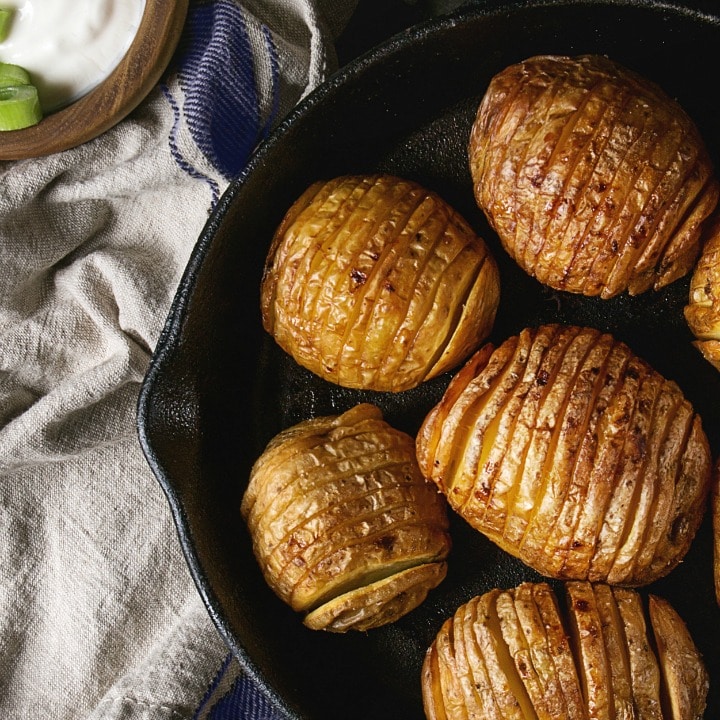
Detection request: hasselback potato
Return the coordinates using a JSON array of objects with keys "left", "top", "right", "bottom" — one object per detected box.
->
[
  {"left": 685, "top": 214, "right": 720, "bottom": 371},
  {"left": 422, "top": 581, "right": 708, "bottom": 720},
  {"left": 260, "top": 174, "right": 500, "bottom": 392},
  {"left": 241, "top": 403, "right": 451, "bottom": 632},
  {"left": 416, "top": 324, "right": 711, "bottom": 585},
  {"left": 469, "top": 54, "right": 718, "bottom": 298}
]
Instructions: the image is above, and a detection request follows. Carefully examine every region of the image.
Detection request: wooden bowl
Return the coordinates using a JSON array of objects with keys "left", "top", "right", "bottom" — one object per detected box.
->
[{"left": 0, "top": 0, "right": 188, "bottom": 161}]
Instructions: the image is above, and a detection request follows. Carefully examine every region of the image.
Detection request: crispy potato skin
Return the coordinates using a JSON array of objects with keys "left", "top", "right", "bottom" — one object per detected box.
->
[
  {"left": 416, "top": 324, "right": 711, "bottom": 585},
  {"left": 241, "top": 403, "right": 451, "bottom": 632},
  {"left": 649, "top": 595, "right": 709, "bottom": 720},
  {"left": 469, "top": 54, "right": 718, "bottom": 298},
  {"left": 685, "top": 213, "right": 720, "bottom": 370},
  {"left": 261, "top": 174, "right": 500, "bottom": 392},
  {"left": 422, "top": 582, "right": 708, "bottom": 720}
]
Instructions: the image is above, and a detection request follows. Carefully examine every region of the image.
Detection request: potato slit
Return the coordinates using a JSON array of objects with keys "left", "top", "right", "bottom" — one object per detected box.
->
[
  {"left": 506, "top": 69, "right": 579, "bottom": 262},
  {"left": 592, "top": 584, "right": 636, "bottom": 720},
  {"left": 474, "top": 590, "right": 539, "bottom": 720},
  {"left": 391, "top": 235, "right": 486, "bottom": 386},
  {"left": 282, "top": 178, "right": 376, "bottom": 343},
  {"left": 431, "top": 335, "right": 524, "bottom": 511},
  {"left": 266, "top": 481, "right": 441, "bottom": 576},
  {"left": 454, "top": 330, "right": 538, "bottom": 531},
  {"left": 555, "top": 343, "right": 632, "bottom": 578},
  {"left": 582, "top": 105, "right": 669, "bottom": 297},
  {"left": 288, "top": 517, "right": 449, "bottom": 611},
  {"left": 532, "top": 584, "right": 587, "bottom": 718},
  {"left": 606, "top": 368, "right": 667, "bottom": 584},
  {"left": 544, "top": 81, "right": 636, "bottom": 291},
  {"left": 247, "top": 427, "right": 412, "bottom": 527},
  {"left": 262, "top": 179, "right": 341, "bottom": 331},
  {"left": 257, "top": 457, "right": 422, "bottom": 536},
  {"left": 426, "top": 249, "right": 498, "bottom": 381},
  {"left": 333, "top": 190, "right": 443, "bottom": 380},
  {"left": 613, "top": 589, "right": 663, "bottom": 719},
  {"left": 519, "top": 328, "right": 600, "bottom": 567},
  {"left": 312, "top": 179, "right": 428, "bottom": 372},
  {"left": 527, "top": 77, "right": 630, "bottom": 277},
  {"left": 538, "top": 333, "right": 616, "bottom": 577},
  {"left": 635, "top": 154, "right": 714, "bottom": 279},
  {"left": 416, "top": 343, "right": 496, "bottom": 494},
  {"left": 562, "top": 93, "right": 655, "bottom": 293},
  {"left": 463, "top": 597, "right": 507, "bottom": 719},
  {"left": 478, "top": 73, "right": 558, "bottom": 240},
  {"left": 512, "top": 584, "right": 572, "bottom": 719},
  {"left": 499, "top": 326, "right": 579, "bottom": 546},
  {"left": 624, "top": 391, "right": 687, "bottom": 579},
  {"left": 452, "top": 597, "right": 490, "bottom": 718},
  {"left": 519, "top": 69, "right": 609, "bottom": 264},
  {"left": 602, "top": 124, "right": 697, "bottom": 295},
  {"left": 498, "top": 326, "right": 583, "bottom": 547},
  {"left": 434, "top": 617, "right": 470, "bottom": 720},
  {"left": 652, "top": 176, "right": 719, "bottom": 290},
  {"left": 587, "top": 359, "right": 657, "bottom": 581},
  {"left": 496, "top": 589, "right": 555, "bottom": 718}
]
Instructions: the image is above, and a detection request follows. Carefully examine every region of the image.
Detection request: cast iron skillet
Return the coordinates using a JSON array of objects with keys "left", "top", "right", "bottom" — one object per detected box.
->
[{"left": 138, "top": 1, "right": 720, "bottom": 718}]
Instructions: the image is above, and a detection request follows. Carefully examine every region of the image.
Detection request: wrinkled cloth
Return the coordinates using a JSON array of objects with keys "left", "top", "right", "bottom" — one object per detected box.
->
[{"left": 0, "top": 1, "right": 357, "bottom": 717}]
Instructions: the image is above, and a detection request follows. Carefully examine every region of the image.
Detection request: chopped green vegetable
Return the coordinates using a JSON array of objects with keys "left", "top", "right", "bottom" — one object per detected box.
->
[
  {"left": 0, "top": 84, "right": 42, "bottom": 130},
  {"left": 0, "top": 61, "right": 31, "bottom": 87},
  {"left": 0, "top": 8, "right": 13, "bottom": 43}
]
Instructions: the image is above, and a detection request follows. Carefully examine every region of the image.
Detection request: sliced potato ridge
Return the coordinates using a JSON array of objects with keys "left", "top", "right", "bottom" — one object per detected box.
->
[
  {"left": 613, "top": 588, "right": 663, "bottom": 719},
  {"left": 519, "top": 328, "right": 602, "bottom": 567},
  {"left": 263, "top": 173, "right": 500, "bottom": 391},
  {"left": 423, "top": 583, "right": 707, "bottom": 720},
  {"left": 566, "top": 582, "right": 612, "bottom": 719},
  {"left": 243, "top": 403, "right": 451, "bottom": 630},
  {"left": 649, "top": 594, "right": 709, "bottom": 720},
  {"left": 469, "top": 54, "right": 718, "bottom": 297},
  {"left": 417, "top": 324, "right": 711, "bottom": 585}
]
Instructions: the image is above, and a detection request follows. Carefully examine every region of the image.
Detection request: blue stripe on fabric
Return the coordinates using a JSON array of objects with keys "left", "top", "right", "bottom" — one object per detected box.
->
[
  {"left": 161, "top": 81, "right": 221, "bottom": 206},
  {"left": 193, "top": 653, "right": 285, "bottom": 720},
  {"left": 178, "top": 0, "right": 267, "bottom": 179}
]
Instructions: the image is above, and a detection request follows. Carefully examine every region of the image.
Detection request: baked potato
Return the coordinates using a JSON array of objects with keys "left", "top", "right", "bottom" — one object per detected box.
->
[
  {"left": 469, "top": 54, "right": 718, "bottom": 298},
  {"left": 422, "top": 581, "right": 708, "bottom": 720},
  {"left": 260, "top": 174, "right": 500, "bottom": 392},
  {"left": 416, "top": 324, "right": 711, "bottom": 585},
  {"left": 685, "top": 213, "right": 720, "bottom": 371},
  {"left": 241, "top": 403, "right": 451, "bottom": 632}
]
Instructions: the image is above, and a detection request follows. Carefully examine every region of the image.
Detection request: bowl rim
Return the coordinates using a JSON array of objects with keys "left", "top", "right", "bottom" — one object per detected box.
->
[{"left": 0, "top": 0, "right": 189, "bottom": 161}]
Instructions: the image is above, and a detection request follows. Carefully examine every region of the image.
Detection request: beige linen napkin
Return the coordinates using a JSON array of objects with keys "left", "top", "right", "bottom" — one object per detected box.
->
[{"left": 0, "top": 1, "right": 356, "bottom": 717}]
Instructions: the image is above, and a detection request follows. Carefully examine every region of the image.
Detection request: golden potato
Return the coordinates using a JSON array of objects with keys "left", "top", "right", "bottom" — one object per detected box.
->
[
  {"left": 260, "top": 174, "right": 500, "bottom": 392},
  {"left": 416, "top": 324, "right": 711, "bottom": 585},
  {"left": 685, "top": 214, "right": 720, "bottom": 371},
  {"left": 422, "top": 582, "right": 708, "bottom": 720},
  {"left": 649, "top": 594, "right": 710, "bottom": 720},
  {"left": 241, "top": 403, "right": 451, "bottom": 632},
  {"left": 469, "top": 54, "right": 718, "bottom": 298}
]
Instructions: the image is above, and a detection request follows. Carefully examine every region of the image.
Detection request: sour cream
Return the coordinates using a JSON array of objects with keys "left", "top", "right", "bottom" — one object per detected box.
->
[{"left": 0, "top": 0, "right": 146, "bottom": 112}]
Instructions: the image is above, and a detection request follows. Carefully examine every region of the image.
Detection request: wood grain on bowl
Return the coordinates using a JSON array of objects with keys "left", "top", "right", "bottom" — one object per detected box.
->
[{"left": 0, "top": 0, "right": 188, "bottom": 160}]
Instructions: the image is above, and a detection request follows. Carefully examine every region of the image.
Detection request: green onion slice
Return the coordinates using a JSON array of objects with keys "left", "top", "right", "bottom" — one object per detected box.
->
[
  {"left": 0, "top": 84, "right": 42, "bottom": 130},
  {"left": 0, "top": 8, "right": 13, "bottom": 43},
  {"left": 0, "top": 62, "right": 31, "bottom": 88}
]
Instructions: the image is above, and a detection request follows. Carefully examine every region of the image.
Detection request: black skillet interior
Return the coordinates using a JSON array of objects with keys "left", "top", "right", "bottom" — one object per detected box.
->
[{"left": 138, "top": 1, "right": 720, "bottom": 718}]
